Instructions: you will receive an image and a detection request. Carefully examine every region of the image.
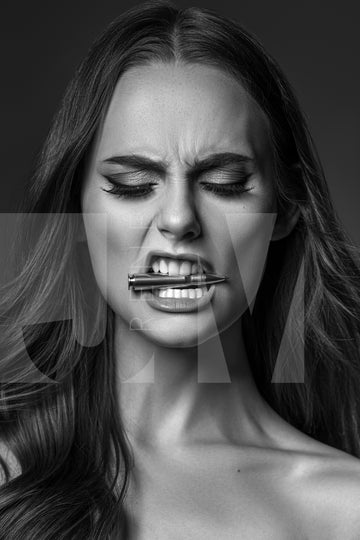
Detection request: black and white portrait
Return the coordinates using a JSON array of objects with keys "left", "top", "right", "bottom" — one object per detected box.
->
[{"left": 0, "top": 2, "right": 359, "bottom": 538}]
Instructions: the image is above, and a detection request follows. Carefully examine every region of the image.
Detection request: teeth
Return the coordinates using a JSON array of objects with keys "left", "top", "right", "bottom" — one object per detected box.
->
[
  {"left": 180, "top": 261, "right": 192, "bottom": 275},
  {"left": 168, "top": 260, "right": 179, "bottom": 276},
  {"left": 158, "top": 289, "right": 167, "bottom": 298},
  {"left": 150, "top": 257, "right": 204, "bottom": 275},
  {"left": 157, "top": 286, "right": 207, "bottom": 299},
  {"left": 196, "top": 288, "right": 203, "bottom": 298},
  {"left": 159, "top": 259, "right": 168, "bottom": 274}
]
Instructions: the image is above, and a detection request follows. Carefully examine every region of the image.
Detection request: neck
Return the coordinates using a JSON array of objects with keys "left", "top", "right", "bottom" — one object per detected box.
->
[{"left": 115, "top": 316, "right": 278, "bottom": 449}]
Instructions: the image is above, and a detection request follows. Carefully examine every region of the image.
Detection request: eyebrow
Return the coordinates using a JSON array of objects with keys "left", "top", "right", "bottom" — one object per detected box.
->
[{"left": 101, "top": 152, "right": 255, "bottom": 176}]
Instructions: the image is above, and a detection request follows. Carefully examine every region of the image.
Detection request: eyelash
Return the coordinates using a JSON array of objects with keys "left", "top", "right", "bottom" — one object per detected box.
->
[
  {"left": 102, "top": 183, "right": 157, "bottom": 199},
  {"left": 102, "top": 175, "right": 253, "bottom": 199},
  {"left": 201, "top": 182, "right": 252, "bottom": 197}
]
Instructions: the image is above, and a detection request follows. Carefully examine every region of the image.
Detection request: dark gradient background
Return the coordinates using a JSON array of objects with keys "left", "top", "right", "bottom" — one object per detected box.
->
[{"left": 1, "top": 0, "right": 359, "bottom": 245}]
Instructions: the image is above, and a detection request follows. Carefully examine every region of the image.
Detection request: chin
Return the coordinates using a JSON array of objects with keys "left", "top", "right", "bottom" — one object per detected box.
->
[
  {"left": 134, "top": 320, "right": 215, "bottom": 348},
  {"left": 130, "top": 309, "right": 242, "bottom": 349}
]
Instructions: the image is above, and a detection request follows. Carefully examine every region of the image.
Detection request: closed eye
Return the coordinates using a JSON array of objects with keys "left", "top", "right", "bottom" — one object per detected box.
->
[
  {"left": 101, "top": 175, "right": 158, "bottom": 199},
  {"left": 200, "top": 182, "right": 253, "bottom": 196},
  {"left": 198, "top": 167, "right": 253, "bottom": 197},
  {"left": 100, "top": 167, "right": 254, "bottom": 199}
]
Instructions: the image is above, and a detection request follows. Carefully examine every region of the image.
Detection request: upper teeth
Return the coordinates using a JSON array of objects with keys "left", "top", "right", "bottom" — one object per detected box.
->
[{"left": 150, "top": 257, "right": 204, "bottom": 275}]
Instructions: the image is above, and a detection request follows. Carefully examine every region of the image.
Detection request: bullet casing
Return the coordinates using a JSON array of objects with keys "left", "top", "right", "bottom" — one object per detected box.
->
[{"left": 128, "top": 273, "right": 227, "bottom": 291}]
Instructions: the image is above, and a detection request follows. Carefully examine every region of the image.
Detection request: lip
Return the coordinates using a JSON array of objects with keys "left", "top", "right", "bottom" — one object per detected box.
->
[
  {"left": 145, "top": 250, "right": 214, "bottom": 273},
  {"left": 143, "top": 284, "right": 216, "bottom": 313}
]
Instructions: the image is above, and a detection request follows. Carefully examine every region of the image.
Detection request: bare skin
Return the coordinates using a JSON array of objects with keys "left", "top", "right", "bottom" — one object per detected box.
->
[
  {"left": 116, "top": 310, "right": 360, "bottom": 540},
  {"left": 123, "top": 437, "right": 360, "bottom": 539},
  {"left": 0, "top": 62, "right": 359, "bottom": 540},
  {"left": 79, "top": 62, "right": 360, "bottom": 539}
]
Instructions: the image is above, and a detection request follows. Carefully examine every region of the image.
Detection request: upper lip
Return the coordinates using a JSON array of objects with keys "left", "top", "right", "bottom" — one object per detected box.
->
[{"left": 145, "top": 250, "right": 213, "bottom": 273}]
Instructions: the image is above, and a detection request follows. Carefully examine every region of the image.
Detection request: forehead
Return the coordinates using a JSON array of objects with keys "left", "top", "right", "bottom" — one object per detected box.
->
[{"left": 96, "top": 62, "right": 271, "bottom": 162}]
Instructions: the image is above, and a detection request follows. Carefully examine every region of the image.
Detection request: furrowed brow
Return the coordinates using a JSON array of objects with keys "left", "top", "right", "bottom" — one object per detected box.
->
[
  {"left": 102, "top": 154, "right": 167, "bottom": 174},
  {"left": 190, "top": 153, "right": 255, "bottom": 174},
  {"left": 101, "top": 152, "right": 254, "bottom": 177}
]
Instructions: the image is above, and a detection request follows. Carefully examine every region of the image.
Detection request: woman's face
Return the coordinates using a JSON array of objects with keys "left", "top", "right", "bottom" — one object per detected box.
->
[{"left": 81, "top": 62, "right": 277, "bottom": 347}]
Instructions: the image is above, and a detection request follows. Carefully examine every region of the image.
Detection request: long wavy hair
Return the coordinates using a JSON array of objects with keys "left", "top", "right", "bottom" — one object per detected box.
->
[{"left": 1, "top": 1, "right": 359, "bottom": 537}]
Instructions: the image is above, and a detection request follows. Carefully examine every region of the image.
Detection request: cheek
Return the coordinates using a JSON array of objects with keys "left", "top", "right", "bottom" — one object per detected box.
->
[
  {"left": 222, "top": 212, "right": 276, "bottom": 309},
  {"left": 81, "top": 182, "right": 154, "bottom": 316},
  {"left": 81, "top": 208, "right": 135, "bottom": 311}
]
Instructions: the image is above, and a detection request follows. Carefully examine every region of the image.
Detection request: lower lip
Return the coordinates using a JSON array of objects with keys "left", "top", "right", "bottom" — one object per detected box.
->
[{"left": 142, "top": 285, "right": 216, "bottom": 313}]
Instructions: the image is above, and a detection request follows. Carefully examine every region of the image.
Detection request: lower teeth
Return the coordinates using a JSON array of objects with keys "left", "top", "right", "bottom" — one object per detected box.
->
[{"left": 155, "top": 287, "right": 207, "bottom": 299}]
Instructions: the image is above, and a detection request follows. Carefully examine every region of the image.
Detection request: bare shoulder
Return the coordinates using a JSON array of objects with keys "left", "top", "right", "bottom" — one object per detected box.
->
[
  {"left": 267, "top": 415, "right": 360, "bottom": 538},
  {"left": 312, "top": 449, "right": 360, "bottom": 530},
  {"left": 290, "top": 440, "right": 360, "bottom": 539}
]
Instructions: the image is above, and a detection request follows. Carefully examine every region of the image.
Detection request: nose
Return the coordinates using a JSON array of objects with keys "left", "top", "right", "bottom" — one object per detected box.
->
[{"left": 156, "top": 179, "right": 201, "bottom": 242}]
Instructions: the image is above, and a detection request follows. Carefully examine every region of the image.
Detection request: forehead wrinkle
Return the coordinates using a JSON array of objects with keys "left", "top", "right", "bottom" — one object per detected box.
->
[
  {"left": 172, "top": 130, "right": 212, "bottom": 169},
  {"left": 95, "top": 62, "right": 272, "bottom": 174},
  {"left": 166, "top": 107, "right": 266, "bottom": 170},
  {"left": 168, "top": 115, "right": 245, "bottom": 168}
]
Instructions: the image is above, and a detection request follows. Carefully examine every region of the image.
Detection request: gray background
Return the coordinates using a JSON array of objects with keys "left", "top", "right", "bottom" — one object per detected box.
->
[{"left": 1, "top": 0, "right": 359, "bottom": 245}]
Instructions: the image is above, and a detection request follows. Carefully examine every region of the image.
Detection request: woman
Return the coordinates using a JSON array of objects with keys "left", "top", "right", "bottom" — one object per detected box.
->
[{"left": 1, "top": 1, "right": 360, "bottom": 538}]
